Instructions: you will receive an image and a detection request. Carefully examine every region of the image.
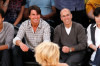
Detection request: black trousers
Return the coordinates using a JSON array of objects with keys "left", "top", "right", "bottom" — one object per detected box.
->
[
  {"left": 0, "top": 49, "right": 11, "bottom": 66},
  {"left": 60, "top": 51, "right": 86, "bottom": 66},
  {"left": 12, "top": 46, "right": 36, "bottom": 66},
  {"left": 92, "top": 48, "right": 100, "bottom": 66}
]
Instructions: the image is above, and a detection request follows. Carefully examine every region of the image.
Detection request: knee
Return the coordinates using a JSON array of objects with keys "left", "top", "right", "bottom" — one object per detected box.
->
[
  {"left": 12, "top": 46, "right": 21, "bottom": 56},
  {"left": 2, "top": 49, "right": 10, "bottom": 55}
]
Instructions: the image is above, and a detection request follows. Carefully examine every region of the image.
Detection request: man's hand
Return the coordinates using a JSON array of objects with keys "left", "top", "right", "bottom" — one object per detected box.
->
[
  {"left": 62, "top": 46, "right": 70, "bottom": 53},
  {"left": 19, "top": 43, "right": 29, "bottom": 52},
  {"left": 89, "top": 44, "right": 97, "bottom": 51},
  {"left": 98, "top": 45, "right": 100, "bottom": 49}
]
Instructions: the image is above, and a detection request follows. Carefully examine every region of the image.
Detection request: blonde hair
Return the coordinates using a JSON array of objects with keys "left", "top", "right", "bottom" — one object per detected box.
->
[{"left": 35, "top": 42, "right": 60, "bottom": 66}]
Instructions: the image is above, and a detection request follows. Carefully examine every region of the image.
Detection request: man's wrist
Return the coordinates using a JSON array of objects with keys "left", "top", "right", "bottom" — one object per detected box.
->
[
  {"left": 69, "top": 48, "right": 72, "bottom": 52},
  {"left": 16, "top": 40, "right": 23, "bottom": 46},
  {"left": 69, "top": 47, "right": 75, "bottom": 52}
]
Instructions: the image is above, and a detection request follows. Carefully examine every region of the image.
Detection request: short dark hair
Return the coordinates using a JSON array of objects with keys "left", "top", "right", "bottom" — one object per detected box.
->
[
  {"left": 29, "top": 5, "right": 41, "bottom": 15},
  {"left": 0, "top": 9, "right": 5, "bottom": 18},
  {"left": 94, "top": 7, "right": 100, "bottom": 16}
]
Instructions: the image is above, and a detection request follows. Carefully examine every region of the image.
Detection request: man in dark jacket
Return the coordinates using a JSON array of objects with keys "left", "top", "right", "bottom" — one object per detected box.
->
[{"left": 53, "top": 8, "right": 87, "bottom": 66}]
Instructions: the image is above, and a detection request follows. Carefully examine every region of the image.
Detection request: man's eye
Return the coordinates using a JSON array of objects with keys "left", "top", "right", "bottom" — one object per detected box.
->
[{"left": 62, "top": 15, "right": 66, "bottom": 17}]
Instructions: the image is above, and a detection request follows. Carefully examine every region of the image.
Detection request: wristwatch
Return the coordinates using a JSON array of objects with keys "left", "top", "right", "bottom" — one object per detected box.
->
[{"left": 69, "top": 48, "right": 72, "bottom": 52}]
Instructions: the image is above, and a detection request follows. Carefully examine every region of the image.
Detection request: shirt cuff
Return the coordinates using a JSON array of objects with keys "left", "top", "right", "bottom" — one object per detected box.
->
[
  {"left": 87, "top": 40, "right": 93, "bottom": 46},
  {"left": 13, "top": 37, "right": 21, "bottom": 45},
  {"left": 7, "top": 44, "right": 10, "bottom": 49}
]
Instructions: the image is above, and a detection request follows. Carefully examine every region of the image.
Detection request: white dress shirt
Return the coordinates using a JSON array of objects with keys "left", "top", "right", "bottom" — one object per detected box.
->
[{"left": 87, "top": 24, "right": 100, "bottom": 61}]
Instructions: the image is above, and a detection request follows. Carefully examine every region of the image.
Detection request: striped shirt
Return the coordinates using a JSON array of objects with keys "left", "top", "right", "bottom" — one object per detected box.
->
[
  {"left": 0, "top": 22, "right": 14, "bottom": 49},
  {"left": 13, "top": 18, "right": 51, "bottom": 51}
]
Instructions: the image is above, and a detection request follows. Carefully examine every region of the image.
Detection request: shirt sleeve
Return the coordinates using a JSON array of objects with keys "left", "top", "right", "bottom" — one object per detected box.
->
[
  {"left": 53, "top": 25, "right": 60, "bottom": 45},
  {"left": 87, "top": 24, "right": 93, "bottom": 46},
  {"left": 13, "top": 37, "right": 21, "bottom": 45},
  {"left": 43, "top": 22, "right": 51, "bottom": 42},
  {"left": 13, "top": 23, "right": 25, "bottom": 45},
  {"left": 5, "top": 24, "right": 14, "bottom": 49},
  {"left": 73, "top": 24, "right": 87, "bottom": 51}
]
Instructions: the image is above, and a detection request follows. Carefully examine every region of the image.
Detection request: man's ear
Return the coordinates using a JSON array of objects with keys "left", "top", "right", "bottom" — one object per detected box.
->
[{"left": 29, "top": 15, "right": 30, "bottom": 19}]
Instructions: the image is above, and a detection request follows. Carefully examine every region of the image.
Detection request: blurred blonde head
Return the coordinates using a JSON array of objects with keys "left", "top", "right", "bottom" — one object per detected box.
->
[{"left": 35, "top": 42, "right": 60, "bottom": 66}]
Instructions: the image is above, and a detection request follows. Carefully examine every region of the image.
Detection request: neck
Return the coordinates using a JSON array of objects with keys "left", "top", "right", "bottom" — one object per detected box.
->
[
  {"left": 65, "top": 21, "right": 72, "bottom": 28},
  {"left": 31, "top": 22, "right": 39, "bottom": 28},
  {"left": 31, "top": 22, "right": 39, "bottom": 32},
  {"left": 32, "top": 24, "right": 38, "bottom": 27}
]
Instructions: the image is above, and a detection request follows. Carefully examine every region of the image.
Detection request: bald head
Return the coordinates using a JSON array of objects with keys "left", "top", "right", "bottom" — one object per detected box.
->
[
  {"left": 60, "top": 8, "right": 72, "bottom": 28},
  {"left": 60, "top": 8, "right": 71, "bottom": 16}
]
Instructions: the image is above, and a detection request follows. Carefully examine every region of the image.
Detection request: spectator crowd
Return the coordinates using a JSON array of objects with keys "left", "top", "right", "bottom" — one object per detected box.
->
[{"left": 0, "top": 0, "right": 100, "bottom": 66}]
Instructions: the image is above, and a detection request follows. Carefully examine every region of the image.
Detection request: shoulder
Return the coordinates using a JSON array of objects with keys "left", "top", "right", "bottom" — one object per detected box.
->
[
  {"left": 21, "top": 20, "right": 29, "bottom": 26},
  {"left": 55, "top": 23, "right": 64, "bottom": 30},
  {"left": 72, "top": 22, "right": 84, "bottom": 29},
  {"left": 72, "top": 22, "right": 86, "bottom": 33},
  {"left": 40, "top": 19, "right": 50, "bottom": 27},
  {"left": 3, "top": 22, "right": 14, "bottom": 33},
  {"left": 3, "top": 22, "right": 14, "bottom": 29}
]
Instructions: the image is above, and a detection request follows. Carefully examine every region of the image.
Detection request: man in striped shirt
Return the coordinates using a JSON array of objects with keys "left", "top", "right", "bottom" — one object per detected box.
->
[{"left": 13, "top": 5, "right": 51, "bottom": 66}]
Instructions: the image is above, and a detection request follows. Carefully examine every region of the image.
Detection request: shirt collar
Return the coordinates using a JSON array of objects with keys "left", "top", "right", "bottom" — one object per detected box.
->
[{"left": 93, "top": 24, "right": 96, "bottom": 27}]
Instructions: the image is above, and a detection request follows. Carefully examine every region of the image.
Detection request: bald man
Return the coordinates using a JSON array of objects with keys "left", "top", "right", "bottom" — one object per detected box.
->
[{"left": 53, "top": 8, "right": 87, "bottom": 66}]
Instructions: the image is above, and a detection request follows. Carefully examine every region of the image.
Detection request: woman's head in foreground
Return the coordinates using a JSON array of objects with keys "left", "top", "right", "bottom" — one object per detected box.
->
[{"left": 35, "top": 42, "right": 60, "bottom": 66}]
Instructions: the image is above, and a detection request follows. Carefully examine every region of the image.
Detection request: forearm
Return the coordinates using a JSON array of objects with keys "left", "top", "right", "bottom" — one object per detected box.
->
[
  {"left": 0, "top": 45, "right": 8, "bottom": 50},
  {"left": 87, "top": 9, "right": 94, "bottom": 19},
  {"left": 49, "top": 6, "right": 56, "bottom": 17},
  {"left": 14, "top": 14, "right": 22, "bottom": 26},
  {"left": 0, "top": 1, "right": 3, "bottom": 8},
  {"left": 16, "top": 40, "right": 23, "bottom": 46},
  {"left": 46, "top": 11, "right": 56, "bottom": 18},
  {"left": 16, "top": 40, "right": 29, "bottom": 52},
  {"left": 3, "top": 0, "right": 9, "bottom": 13},
  {"left": 89, "top": 44, "right": 97, "bottom": 51},
  {"left": 23, "top": 8, "right": 29, "bottom": 19},
  {"left": 14, "top": 6, "right": 25, "bottom": 26},
  {"left": 72, "top": 43, "right": 87, "bottom": 51},
  {"left": 88, "top": 13, "right": 94, "bottom": 20}
]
